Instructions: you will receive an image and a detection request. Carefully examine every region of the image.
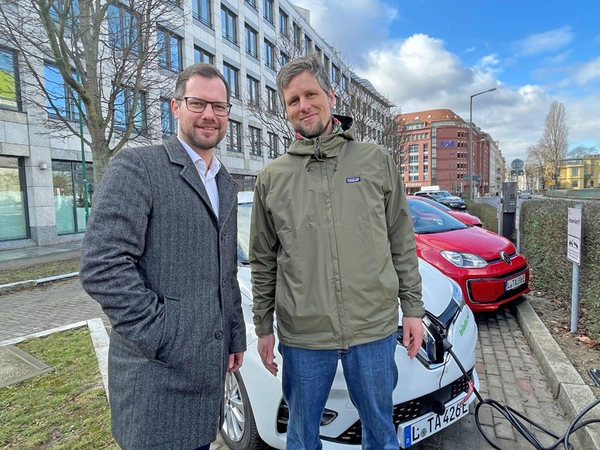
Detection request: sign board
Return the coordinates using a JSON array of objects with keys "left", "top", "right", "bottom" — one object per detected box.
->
[{"left": 567, "top": 207, "right": 582, "bottom": 265}]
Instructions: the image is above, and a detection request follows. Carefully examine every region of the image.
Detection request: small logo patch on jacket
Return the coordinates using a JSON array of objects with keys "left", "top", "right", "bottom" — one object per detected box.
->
[{"left": 346, "top": 176, "right": 361, "bottom": 183}]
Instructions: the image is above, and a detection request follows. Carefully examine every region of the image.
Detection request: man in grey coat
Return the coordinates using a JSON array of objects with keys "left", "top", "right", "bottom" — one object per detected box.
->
[{"left": 80, "top": 64, "right": 246, "bottom": 450}]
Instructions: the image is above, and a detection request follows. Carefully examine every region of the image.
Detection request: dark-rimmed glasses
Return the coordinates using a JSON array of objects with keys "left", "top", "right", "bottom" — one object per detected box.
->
[{"left": 177, "top": 97, "right": 232, "bottom": 116}]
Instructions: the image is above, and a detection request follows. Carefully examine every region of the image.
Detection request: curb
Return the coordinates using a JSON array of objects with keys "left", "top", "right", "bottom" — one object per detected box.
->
[
  {"left": 516, "top": 298, "right": 600, "bottom": 449},
  {"left": 0, "top": 272, "right": 79, "bottom": 294}
]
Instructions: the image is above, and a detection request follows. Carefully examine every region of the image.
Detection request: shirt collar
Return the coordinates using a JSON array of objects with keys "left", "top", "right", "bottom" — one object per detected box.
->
[{"left": 178, "top": 137, "right": 221, "bottom": 178}]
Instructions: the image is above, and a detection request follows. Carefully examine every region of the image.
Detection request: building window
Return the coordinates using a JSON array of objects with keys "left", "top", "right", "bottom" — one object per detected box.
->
[
  {"left": 161, "top": 99, "right": 176, "bottom": 138},
  {"left": 0, "top": 48, "right": 21, "bottom": 110},
  {"left": 52, "top": 160, "right": 94, "bottom": 234},
  {"left": 194, "top": 46, "right": 214, "bottom": 64},
  {"left": 279, "top": 51, "right": 289, "bottom": 67},
  {"left": 268, "top": 132, "right": 278, "bottom": 159},
  {"left": 266, "top": 86, "right": 277, "bottom": 112},
  {"left": 282, "top": 136, "right": 290, "bottom": 153},
  {"left": 49, "top": 0, "right": 79, "bottom": 29},
  {"left": 572, "top": 168, "right": 579, "bottom": 176},
  {"left": 193, "top": 0, "right": 212, "bottom": 27},
  {"left": 263, "top": 0, "right": 274, "bottom": 24},
  {"left": 44, "top": 64, "right": 81, "bottom": 121},
  {"left": 331, "top": 64, "right": 340, "bottom": 84},
  {"left": 114, "top": 88, "right": 146, "bottom": 132},
  {"left": 264, "top": 39, "right": 275, "bottom": 69},
  {"left": 245, "top": 0, "right": 257, "bottom": 8},
  {"left": 279, "top": 8, "right": 289, "bottom": 37},
  {"left": 222, "top": 63, "right": 239, "bottom": 98},
  {"left": 571, "top": 180, "right": 578, "bottom": 188},
  {"left": 107, "top": 3, "right": 142, "bottom": 55},
  {"left": 292, "top": 22, "right": 302, "bottom": 49},
  {"left": 157, "top": 28, "right": 181, "bottom": 72},
  {"left": 247, "top": 76, "right": 259, "bottom": 106},
  {"left": 249, "top": 126, "right": 262, "bottom": 156},
  {"left": 221, "top": 6, "right": 237, "bottom": 44},
  {"left": 341, "top": 75, "right": 348, "bottom": 92},
  {"left": 304, "top": 35, "right": 312, "bottom": 54},
  {"left": 0, "top": 156, "right": 28, "bottom": 241},
  {"left": 323, "top": 55, "right": 330, "bottom": 76},
  {"left": 226, "top": 120, "right": 241, "bottom": 152},
  {"left": 245, "top": 24, "right": 258, "bottom": 58}
]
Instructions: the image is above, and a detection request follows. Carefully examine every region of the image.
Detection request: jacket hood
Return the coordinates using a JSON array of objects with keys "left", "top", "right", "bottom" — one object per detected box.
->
[{"left": 287, "top": 115, "right": 355, "bottom": 160}]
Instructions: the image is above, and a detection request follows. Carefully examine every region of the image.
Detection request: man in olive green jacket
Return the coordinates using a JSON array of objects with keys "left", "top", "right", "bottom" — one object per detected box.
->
[{"left": 250, "top": 53, "right": 424, "bottom": 450}]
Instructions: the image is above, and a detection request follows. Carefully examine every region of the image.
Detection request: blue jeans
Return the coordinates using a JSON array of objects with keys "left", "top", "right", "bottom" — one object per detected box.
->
[{"left": 279, "top": 333, "right": 399, "bottom": 450}]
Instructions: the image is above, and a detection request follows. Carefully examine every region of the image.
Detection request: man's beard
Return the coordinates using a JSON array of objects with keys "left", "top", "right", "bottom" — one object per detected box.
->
[
  {"left": 295, "top": 119, "right": 329, "bottom": 139},
  {"left": 183, "top": 125, "right": 225, "bottom": 151}
]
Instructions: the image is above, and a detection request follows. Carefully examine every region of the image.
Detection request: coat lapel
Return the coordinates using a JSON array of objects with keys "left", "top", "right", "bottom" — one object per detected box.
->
[
  {"left": 164, "top": 136, "right": 216, "bottom": 218},
  {"left": 164, "top": 136, "right": 238, "bottom": 224}
]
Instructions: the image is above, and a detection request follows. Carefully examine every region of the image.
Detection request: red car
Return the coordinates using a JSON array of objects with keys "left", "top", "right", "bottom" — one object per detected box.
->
[
  {"left": 408, "top": 195, "right": 483, "bottom": 227},
  {"left": 407, "top": 198, "right": 530, "bottom": 312}
]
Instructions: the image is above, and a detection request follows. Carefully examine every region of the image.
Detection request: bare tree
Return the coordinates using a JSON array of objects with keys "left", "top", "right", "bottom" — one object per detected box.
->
[
  {"left": 0, "top": 0, "right": 184, "bottom": 184},
  {"left": 567, "top": 145, "right": 598, "bottom": 158},
  {"left": 539, "top": 101, "right": 569, "bottom": 188},
  {"left": 525, "top": 143, "right": 547, "bottom": 190}
]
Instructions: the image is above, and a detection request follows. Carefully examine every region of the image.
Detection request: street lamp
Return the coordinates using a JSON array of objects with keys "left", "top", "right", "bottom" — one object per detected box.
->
[{"left": 468, "top": 87, "right": 496, "bottom": 200}]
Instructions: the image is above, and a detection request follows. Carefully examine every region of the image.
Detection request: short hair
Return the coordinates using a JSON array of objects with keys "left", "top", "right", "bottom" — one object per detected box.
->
[
  {"left": 174, "top": 63, "right": 230, "bottom": 102},
  {"left": 276, "top": 52, "right": 331, "bottom": 106}
]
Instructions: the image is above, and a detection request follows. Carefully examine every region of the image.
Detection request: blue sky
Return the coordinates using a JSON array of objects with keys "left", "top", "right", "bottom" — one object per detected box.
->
[{"left": 293, "top": 0, "right": 600, "bottom": 164}]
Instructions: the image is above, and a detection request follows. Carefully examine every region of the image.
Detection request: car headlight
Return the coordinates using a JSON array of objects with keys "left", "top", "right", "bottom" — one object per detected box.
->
[{"left": 440, "top": 250, "right": 488, "bottom": 268}]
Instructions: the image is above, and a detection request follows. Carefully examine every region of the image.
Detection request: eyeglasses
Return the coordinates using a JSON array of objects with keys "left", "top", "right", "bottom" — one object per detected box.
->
[{"left": 177, "top": 97, "right": 232, "bottom": 116}]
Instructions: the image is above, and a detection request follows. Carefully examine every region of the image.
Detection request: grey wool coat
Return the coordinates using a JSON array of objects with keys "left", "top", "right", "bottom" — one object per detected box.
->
[{"left": 80, "top": 136, "right": 246, "bottom": 450}]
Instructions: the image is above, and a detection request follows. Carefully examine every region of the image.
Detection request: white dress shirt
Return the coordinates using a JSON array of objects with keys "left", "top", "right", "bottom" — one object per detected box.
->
[{"left": 178, "top": 137, "right": 221, "bottom": 219}]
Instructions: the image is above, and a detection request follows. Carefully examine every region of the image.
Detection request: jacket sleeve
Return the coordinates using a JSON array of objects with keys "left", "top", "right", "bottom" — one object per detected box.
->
[
  {"left": 79, "top": 149, "right": 164, "bottom": 360},
  {"left": 384, "top": 154, "right": 425, "bottom": 318},
  {"left": 249, "top": 176, "right": 279, "bottom": 336}
]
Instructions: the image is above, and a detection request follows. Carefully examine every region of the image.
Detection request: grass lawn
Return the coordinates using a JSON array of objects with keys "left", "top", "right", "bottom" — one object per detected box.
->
[
  {"left": 0, "top": 258, "right": 81, "bottom": 286},
  {"left": 0, "top": 327, "right": 118, "bottom": 449}
]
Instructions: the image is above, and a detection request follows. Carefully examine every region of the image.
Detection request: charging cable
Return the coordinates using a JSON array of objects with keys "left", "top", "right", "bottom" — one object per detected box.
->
[{"left": 445, "top": 340, "right": 600, "bottom": 450}]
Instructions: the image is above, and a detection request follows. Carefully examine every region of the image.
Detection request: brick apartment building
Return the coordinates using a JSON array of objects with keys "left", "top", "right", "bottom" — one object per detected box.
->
[{"left": 398, "top": 109, "right": 505, "bottom": 197}]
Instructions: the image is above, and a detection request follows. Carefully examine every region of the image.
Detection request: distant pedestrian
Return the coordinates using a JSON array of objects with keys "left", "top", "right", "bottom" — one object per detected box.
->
[
  {"left": 80, "top": 63, "right": 246, "bottom": 450},
  {"left": 250, "top": 52, "right": 424, "bottom": 449}
]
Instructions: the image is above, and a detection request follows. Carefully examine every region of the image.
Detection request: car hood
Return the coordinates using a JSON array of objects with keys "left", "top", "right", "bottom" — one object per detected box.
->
[
  {"left": 237, "top": 259, "right": 454, "bottom": 323},
  {"left": 416, "top": 227, "right": 516, "bottom": 260}
]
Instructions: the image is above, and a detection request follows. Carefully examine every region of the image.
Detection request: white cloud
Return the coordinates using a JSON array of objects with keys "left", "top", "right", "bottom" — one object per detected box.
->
[
  {"left": 573, "top": 57, "right": 600, "bottom": 85},
  {"left": 515, "top": 26, "right": 574, "bottom": 57}
]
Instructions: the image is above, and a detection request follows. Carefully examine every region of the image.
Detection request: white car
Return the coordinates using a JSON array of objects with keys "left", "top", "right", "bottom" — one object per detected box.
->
[{"left": 222, "top": 192, "right": 479, "bottom": 449}]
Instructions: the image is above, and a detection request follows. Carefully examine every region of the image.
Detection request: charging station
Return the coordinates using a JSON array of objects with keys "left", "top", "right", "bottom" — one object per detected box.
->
[{"left": 500, "top": 181, "right": 517, "bottom": 241}]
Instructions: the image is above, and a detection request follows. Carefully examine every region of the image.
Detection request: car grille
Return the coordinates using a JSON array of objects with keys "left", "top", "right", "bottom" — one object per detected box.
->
[{"left": 321, "top": 369, "right": 474, "bottom": 445}]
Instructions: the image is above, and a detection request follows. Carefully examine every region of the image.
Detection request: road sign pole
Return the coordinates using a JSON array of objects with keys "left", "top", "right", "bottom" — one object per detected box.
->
[
  {"left": 571, "top": 263, "right": 580, "bottom": 333},
  {"left": 568, "top": 204, "right": 582, "bottom": 333}
]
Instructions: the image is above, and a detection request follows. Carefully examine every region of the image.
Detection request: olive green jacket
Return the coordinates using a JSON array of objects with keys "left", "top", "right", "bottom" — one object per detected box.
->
[{"left": 250, "top": 116, "right": 424, "bottom": 349}]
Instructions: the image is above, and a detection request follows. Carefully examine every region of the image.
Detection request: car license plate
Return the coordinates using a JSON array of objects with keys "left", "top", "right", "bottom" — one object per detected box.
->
[
  {"left": 505, "top": 274, "right": 525, "bottom": 291},
  {"left": 398, "top": 394, "right": 470, "bottom": 448}
]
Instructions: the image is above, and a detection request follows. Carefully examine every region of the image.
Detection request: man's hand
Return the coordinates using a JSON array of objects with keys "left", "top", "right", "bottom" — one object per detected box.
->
[
  {"left": 257, "top": 334, "right": 278, "bottom": 376},
  {"left": 402, "top": 316, "right": 424, "bottom": 359},
  {"left": 228, "top": 352, "right": 244, "bottom": 373}
]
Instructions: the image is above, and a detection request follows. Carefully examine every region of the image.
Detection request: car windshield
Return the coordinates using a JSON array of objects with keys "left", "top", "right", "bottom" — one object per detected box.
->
[
  {"left": 415, "top": 197, "right": 452, "bottom": 211},
  {"left": 237, "top": 201, "right": 252, "bottom": 264},
  {"left": 407, "top": 199, "right": 468, "bottom": 234}
]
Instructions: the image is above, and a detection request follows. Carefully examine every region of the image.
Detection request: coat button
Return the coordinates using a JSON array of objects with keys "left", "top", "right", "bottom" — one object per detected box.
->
[{"left": 215, "top": 331, "right": 223, "bottom": 340}]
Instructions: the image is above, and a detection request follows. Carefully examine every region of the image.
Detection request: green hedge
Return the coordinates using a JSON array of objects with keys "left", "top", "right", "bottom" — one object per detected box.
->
[
  {"left": 465, "top": 199, "right": 600, "bottom": 339},
  {"left": 520, "top": 199, "right": 600, "bottom": 339}
]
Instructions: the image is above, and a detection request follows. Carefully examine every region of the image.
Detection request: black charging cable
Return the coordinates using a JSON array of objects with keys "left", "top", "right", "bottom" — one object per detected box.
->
[{"left": 445, "top": 340, "right": 600, "bottom": 450}]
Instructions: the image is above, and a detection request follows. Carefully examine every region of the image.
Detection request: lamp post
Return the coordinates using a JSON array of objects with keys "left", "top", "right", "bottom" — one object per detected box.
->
[{"left": 469, "top": 87, "right": 496, "bottom": 200}]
